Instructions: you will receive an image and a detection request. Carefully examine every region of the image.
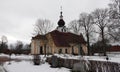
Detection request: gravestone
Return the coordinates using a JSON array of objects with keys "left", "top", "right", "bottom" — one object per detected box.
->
[
  {"left": 33, "top": 55, "right": 40, "bottom": 65},
  {"left": 58, "top": 58, "right": 64, "bottom": 67},
  {"left": 72, "top": 61, "right": 89, "bottom": 72},
  {"left": 51, "top": 55, "right": 58, "bottom": 68}
]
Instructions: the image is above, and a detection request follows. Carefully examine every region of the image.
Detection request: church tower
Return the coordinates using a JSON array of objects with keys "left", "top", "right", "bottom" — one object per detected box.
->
[{"left": 56, "top": 7, "right": 67, "bottom": 32}]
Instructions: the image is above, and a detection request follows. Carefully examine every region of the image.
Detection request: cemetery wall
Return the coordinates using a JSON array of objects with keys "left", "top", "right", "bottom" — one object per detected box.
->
[{"left": 46, "top": 56, "right": 120, "bottom": 72}]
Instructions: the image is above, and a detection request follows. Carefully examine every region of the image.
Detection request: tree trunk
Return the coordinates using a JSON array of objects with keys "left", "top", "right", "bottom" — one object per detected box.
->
[
  {"left": 101, "top": 29, "right": 106, "bottom": 56},
  {"left": 86, "top": 32, "right": 90, "bottom": 55}
]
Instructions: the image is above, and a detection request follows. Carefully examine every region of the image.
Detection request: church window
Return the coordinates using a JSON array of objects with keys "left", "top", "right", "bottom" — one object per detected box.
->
[
  {"left": 65, "top": 49, "right": 67, "bottom": 53},
  {"left": 59, "top": 49, "right": 62, "bottom": 54}
]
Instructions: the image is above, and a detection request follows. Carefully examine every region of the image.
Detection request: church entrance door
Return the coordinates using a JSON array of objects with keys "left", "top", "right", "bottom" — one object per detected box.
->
[{"left": 40, "top": 46, "right": 43, "bottom": 54}]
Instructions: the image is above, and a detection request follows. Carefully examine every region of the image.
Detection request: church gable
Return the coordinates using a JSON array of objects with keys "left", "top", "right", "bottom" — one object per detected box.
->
[
  {"left": 32, "top": 34, "right": 47, "bottom": 40},
  {"left": 45, "top": 33, "right": 56, "bottom": 48}
]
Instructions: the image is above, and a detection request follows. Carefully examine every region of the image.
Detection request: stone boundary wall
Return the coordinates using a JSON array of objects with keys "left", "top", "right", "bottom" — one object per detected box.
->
[{"left": 46, "top": 56, "right": 120, "bottom": 72}]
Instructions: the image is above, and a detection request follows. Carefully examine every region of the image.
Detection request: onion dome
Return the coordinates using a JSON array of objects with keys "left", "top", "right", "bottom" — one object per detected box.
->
[{"left": 58, "top": 11, "right": 65, "bottom": 27}]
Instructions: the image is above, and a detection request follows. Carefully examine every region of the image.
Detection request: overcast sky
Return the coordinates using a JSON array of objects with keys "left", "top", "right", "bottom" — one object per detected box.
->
[{"left": 0, "top": 0, "right": 110, "bottom": 44}]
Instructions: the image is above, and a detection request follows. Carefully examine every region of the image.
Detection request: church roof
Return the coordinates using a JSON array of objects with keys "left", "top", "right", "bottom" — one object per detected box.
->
[
  {"left": 32, "top": 30, "right": 86, "bottom": 47},
  {"left": 50, "top": 30, "right": 86, "bottom": 47},
  {"left": 108, "top": 45, "right": 120, "bottom": 52},
  {"left": 32, "top": 34, "right": 47, "bottom": 40}
]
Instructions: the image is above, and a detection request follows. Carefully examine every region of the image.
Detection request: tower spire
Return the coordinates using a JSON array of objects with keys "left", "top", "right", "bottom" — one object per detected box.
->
[
  {"left": 57, "top": 6, "right": 65, "bottom": 27},
  {"left": 60, "top": 6, "right": 63, "bottom": 19},
  {"left": 56, "top": 6, "right": 67, "bottom": 32}
]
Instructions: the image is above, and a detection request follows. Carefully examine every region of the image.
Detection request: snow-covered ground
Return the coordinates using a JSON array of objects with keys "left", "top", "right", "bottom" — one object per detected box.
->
[
  {"left": 0, "top": 53, "right": 33, "bottom": 60},
  {"left": 0, "top": 54, "right": 70, "bottom": 72},
  {"left": 0, "top": 53, "right": 120, "bottom": 72},
  {"left": 0, "top": 66, "right": 6, "bottom": 72},
  {"left": 0, "top": 53, "right": 120, "bottom": 63},
  {"left": 4, "top": 61, "right": 70, "bottom": 72}
]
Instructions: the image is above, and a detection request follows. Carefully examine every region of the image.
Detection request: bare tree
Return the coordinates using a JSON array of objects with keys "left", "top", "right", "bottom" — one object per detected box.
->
[
  {"left": 92, "top": 8, "right": 110, "bottom": 55},
  {"left": 68, "top": 20, "right": 82, "bottom": 35},
  {"left": 34, "top": 19, "right": 54, "bottom": 35},
  {"left": 15, "top": 41, "right": 23, "bottom": 54},
  {"left": 107, "top": 19, "right": 120, "bottom": 42},
  {"left": 1, "top": 35, "right": 8, "bottom": 43},
  {"left": 109, "top": 0, "right": 120, "bottom": 19},
  {"left": 9, "top": 44, "right": 14, "bottom": 50},
  {"left": 108, "top": 0, "right": 120, "bottom": 42},
  {"left": 0, "top": 35, "right": 8, "bottom": 53},
  {"left": 79, "top": 13, "right": 95, "bottom": 55},
  {"left": 68, "top": 13, "right": 95, "bottom": 55}
]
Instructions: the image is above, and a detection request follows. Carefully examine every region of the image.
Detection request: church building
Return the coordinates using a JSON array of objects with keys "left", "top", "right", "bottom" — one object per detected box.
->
[{"left": 31, "top": 11, "right": 88, "bottom": 55}]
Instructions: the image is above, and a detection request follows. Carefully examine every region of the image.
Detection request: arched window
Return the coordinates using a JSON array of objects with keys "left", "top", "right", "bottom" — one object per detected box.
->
[
  {"left": 59, "top": 49, "right": 62, "bottom": 54},
  {"left": 72, "top": 46, "right": 74, "bottom": 54},
  {"left": 40, "top": 46, "right": 43, "bottom": 54},
  {"left": 65, "top": 49, "right": 67, "bottom": 53}
]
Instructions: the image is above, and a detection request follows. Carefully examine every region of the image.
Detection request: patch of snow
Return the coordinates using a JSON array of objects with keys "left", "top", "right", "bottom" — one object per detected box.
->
[
  {"left": 109, "top": 57, "right": 120, "bottom": 63},
  {"left": 4, "top": 61, "right": 70, "bottom": 72},
  {"left": 0, "top": 53, "right": 9, "bottom": 57},
  {"left": 11, "top": 54, "right": 33, "bottom": 60},
  {"left": 110, "top": 42, "right": 120, "bottom": 46},
  {"left": 0, "top": 66, "right": 5, "bottom": 72},
  {"left": 0, "top": 54, "right": 33, "bottom": 60}
]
